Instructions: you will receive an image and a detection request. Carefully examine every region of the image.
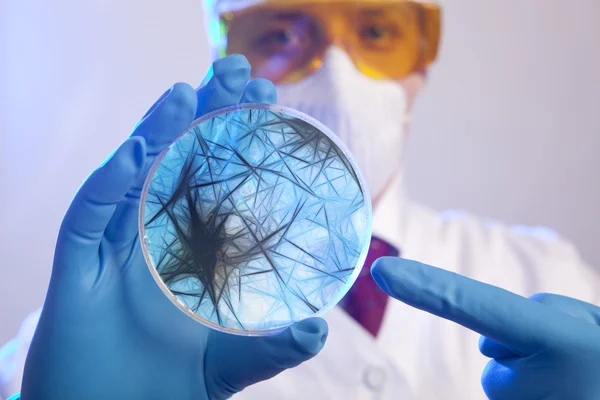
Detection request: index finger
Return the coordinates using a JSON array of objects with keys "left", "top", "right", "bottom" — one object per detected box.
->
[
  {"left": 104, "top": 55, "right": 252, "bottom": 244},
  {"left": 371, "top": 257, "right": 563, "bottom": 355}
]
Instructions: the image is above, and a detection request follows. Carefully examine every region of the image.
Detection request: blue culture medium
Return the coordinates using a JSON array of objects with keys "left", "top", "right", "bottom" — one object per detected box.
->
[{"left": 139, "top": 104, "right": 372, "bottom": 336}]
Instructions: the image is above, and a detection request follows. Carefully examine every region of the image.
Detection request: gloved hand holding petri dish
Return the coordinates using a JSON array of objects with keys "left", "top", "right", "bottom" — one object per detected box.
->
[{"left": 139, "top": 103, "right": 372, "bottom": 336}]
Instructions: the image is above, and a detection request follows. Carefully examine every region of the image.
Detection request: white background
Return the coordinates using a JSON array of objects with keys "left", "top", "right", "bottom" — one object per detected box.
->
[{"left": 1, "top": 0, "right": 599, "bottom": 346}]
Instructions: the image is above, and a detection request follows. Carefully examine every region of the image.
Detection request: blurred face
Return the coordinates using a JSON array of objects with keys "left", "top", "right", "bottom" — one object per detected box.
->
[
  {"left": 221, "top": 0, "right": 440, "bottom": 83},
  {"left": 216, "top": 0, "right": 441, "bottom": 203}
]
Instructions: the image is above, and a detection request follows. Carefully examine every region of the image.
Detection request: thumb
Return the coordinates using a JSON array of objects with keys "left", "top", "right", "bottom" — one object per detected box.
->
[
  {"left": 478, "top": 293, "right": 600, "bottom": 360},
  {"left": 205, "top": 318, "right": 328, "bottom": 399},
  {"left": 529, "top": 293, "right": 600, "bottom": 326}
]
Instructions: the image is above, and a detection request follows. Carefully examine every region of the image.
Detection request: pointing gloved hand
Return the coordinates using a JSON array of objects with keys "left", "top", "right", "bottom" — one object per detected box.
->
[
  {"left": 371, "top": 257, "right": 600, "bottom": 400},
  {"left": 20, "top": 55, "right": 328, "bottom": 400}
]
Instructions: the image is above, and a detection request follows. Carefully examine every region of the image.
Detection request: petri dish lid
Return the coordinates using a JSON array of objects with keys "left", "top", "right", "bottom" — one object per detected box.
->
[{"left": 139, "top": 103, "right": 372, "bottom": 336}]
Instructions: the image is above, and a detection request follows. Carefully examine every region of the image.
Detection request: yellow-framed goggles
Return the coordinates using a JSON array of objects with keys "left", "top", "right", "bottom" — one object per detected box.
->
[{"left": 218, "top": 0, "right": 442, "bottom": 83}]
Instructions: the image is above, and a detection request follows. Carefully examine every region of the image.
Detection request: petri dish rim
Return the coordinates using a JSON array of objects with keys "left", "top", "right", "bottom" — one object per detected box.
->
[{"left": 138, "top": 102, "right": 373, "bottom": 336}]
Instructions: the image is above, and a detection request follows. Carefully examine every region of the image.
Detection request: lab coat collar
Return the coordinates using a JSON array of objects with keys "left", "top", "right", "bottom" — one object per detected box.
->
[{"left": 371, "top": 174, "right": 409, "bottom": 252}]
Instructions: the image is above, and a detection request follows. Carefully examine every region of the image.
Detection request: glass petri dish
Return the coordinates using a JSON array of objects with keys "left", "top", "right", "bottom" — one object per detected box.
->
[{"left": 139, "top": 103, "right": 372, "bottom": 336}]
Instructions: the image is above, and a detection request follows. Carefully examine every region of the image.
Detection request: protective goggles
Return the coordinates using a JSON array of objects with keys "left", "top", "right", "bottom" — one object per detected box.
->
[{"left": 218, "top": 0, "right": 441, "bottom": 83}]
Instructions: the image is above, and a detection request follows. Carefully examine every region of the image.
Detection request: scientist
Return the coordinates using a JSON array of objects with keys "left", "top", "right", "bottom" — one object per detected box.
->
[{"left": 2, "top": 0, "right": 600, "bottom": 399}]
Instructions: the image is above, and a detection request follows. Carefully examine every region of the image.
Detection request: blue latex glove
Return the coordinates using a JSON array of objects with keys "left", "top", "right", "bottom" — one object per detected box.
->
[
  {"left": 20, "top": 55, "right": 328, "bottom": 400},
  {"left": 371, "top": 257, "right": 600, "bottom": 400}
]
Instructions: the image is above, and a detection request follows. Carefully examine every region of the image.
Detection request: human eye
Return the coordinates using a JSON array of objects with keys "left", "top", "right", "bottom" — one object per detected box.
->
[
  {"left": 358, "top": 22, "right": 401, "bottom": 50},
  {"left": 254, "top": 18, "right": 313, "bottom": 55}
]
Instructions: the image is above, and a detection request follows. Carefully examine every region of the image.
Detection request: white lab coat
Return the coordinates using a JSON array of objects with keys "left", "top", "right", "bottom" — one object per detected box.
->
[{"left": 1, "top": 177, "right": 599, "bottom": 399}]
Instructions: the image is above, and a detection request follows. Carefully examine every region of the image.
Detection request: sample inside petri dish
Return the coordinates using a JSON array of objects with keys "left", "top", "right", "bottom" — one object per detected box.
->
[{"left": 139, "top": 103, "right": 372, "bottom": 336}]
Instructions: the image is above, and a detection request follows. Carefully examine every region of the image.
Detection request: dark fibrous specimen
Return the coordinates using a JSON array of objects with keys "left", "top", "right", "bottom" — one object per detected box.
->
[{"left": 144, "top": 109, "right": 367, "bottom": 331}]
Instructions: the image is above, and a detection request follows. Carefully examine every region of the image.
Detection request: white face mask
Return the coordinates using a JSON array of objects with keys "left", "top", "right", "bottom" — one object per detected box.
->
[{"left": 275, "top": 46, "right": 410, "bottom": 204}]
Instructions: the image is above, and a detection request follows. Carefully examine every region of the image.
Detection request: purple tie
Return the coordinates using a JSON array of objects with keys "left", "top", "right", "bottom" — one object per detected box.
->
[{"left": 339, "top": 236, "right": 400, "bottom": 337}]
